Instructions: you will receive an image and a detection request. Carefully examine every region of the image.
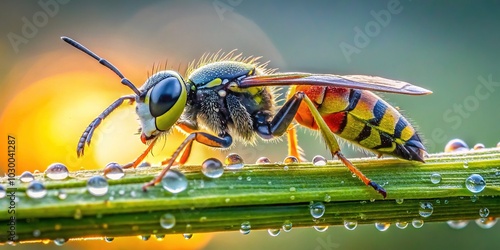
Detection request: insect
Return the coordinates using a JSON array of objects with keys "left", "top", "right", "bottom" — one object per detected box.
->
[{"left": 62, "top": 36, "right": 431, "bottom": 198}]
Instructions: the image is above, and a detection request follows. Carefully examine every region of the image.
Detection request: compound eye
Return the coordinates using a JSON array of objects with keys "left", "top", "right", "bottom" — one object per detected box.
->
[{"left": 149, "top": 77, "right": 182, "bottom": 117}]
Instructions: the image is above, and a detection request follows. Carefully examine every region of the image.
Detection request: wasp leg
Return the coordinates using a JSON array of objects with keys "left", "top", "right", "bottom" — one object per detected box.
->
[
  {"left": 300, "top": 93, "right": 387, "bottom": 198},
  {"left": 121, "top": 137, "right": 159, "bottom": 169},
  {"left": 77, "top": 95, "right": 136, "bottom": 157},
  {"left": 142, "top": 132, "right": 232, "bottom": 191},
  {"left": 286, "top": 126, "right": 306, "bottom": 161}
]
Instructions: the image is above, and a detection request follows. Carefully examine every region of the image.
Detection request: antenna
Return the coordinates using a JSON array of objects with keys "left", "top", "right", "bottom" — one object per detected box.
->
[{"left": 61, "top": 36, "right": 141, "bottom": 96}]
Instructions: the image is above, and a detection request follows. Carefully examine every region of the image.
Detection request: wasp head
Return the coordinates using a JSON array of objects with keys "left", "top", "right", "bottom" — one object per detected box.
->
[{"left": 136, "top": 70, "right": 188, "bottom": 144}]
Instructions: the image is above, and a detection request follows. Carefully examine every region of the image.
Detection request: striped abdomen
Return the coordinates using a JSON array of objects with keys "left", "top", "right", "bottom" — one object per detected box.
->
[{"left": 291, "top": 85, "right": 426, "bottom": 162}]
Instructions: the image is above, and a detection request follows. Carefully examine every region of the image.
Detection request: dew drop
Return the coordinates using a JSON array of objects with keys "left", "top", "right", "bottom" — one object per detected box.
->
[
  {"left": 289, "top": 186, "right": 296, "bottom": 192},
  {"left": 282, "top": 220, "right": 293, "bottom": 232},
  {"left": 54, "top": 238, "right": 67, "bottom": 246},
  {"left": 155, "top": 234, "right": 165, "bottom": 241},
  {"left": 463, "top": 161, "right": 469, "bottom": 169},
  {"left": 138, "top": 162, "right": 151, "bottom": 168},
  {"left": 140, "top": 235, "right": 151, "bottom": 241},
  {"left": 375, "top": 222, "right": 390, "bottom": 231},
  {"left": 45, "top": 163, "right": 69, "bottom": 180},
  {"left": 202, "top": 158, "right": 224, "bottom": 178},
  {"left": 283, "top": 166, "right": 289, "bottom": 171},
  {"left": 344, "top": 220, "right": 357, "bottom": 230},
  {"left": 183, "top": 233, "right": 193, "bottom": 239},
  {"left": 256, "top": 157, "right": 271, "bottom": 164},
  {"left": 473, "top": 143, "right": 485, "bottom": 150},
  {"left": 246, "top": 176, "right": 251, "bottom": 181},
  {"left": 465, "top": 174, "right": 486, "bottom": 193},
  {"left": 20, "top": 171, "right": 35, "bottom": 183},
  {"left": 418, "top": 202, "right": 434, "bottom": 218},
  {"left": 312, "top": 155, "right": 327, "bottom": 166},
  {"left": 268, "top": 228, "right": 281, "bottom": 236},
  {"left": 57, "top": 190, "right": 67, "bottom": 200},
  {"left": 26, "top": 181, "right": 47, "bottom": 199},
  {"left": 161, "top": 169, "right": 188, "bottom": 194},
  {"left": 447, "top": 220, "right": 469, "bottom": 229},
  {"left": 240, "top": 221, "right": 251, "bottom": 235},
  {"left": 283, "top": 156, "right": 299, "bottom": 164},
  {"left": 104, "top": 236, "right": 114, "bottom": 242},
  {"left": 470, "top": 195, "right": 479, "bottom": 202},
  {"left": 159, "top": 213, "right": 176, "bottom": 229},
  {"left": 475, "top": 217, "right": 497, "bottom": 229},
  {"left": 74, "top": 208, "right": 82, "bottom": 220},
  {"left": 479, "top": 207, "right": 490, "bottom": 218},
  {"left": 310, "top": 202, "right": 326, "bottom": 219},
  {"left": 87, "top": 175, "right": 109, "bottom": 196},
  {"left": 395, "top": 198, "right": 404, "bottom": 204},
  {"left": 103, "top": 162, "right": 125, "bottom": 180},
  {"left": 395, "top": 221, "right": 408, "bottom": 229},
  {"left": 412, "top": 219, "right": 424, "bottom": 228},
  {"left": 0, "top": 184, "right": 6, "bottom": 199},
  {"left": 289, "top": 195, "right": 295, "bottom": 200},
  {"left": 444, "top": 139, "right": 469, "bottom": 153},
  {"left": 313, "top": 225, "right": 329, "bottom": 232},
  {"left": 225, "top": 153, "right": 244, "bottom": 170},
  {"left": 430, "top": 173, "right": 442, "bottom": 184},
  {"left": 324, "top": 194, "right": 331, "bottom": 202}
]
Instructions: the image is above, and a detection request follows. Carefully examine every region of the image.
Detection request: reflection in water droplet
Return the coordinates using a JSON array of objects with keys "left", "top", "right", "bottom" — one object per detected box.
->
[
  {"left": 0, "top": 184, "right": 6, "bottom": 199},
  {"left": 447, "top": 220, "right": 469, "bottom": 229},
  {"left": 395, "top": 221, "right": 408, "bottom": 229},
  {"left": 444, "top": 139, "right": 469, "bottom": 153},
  {"left": 465, "top": 174, "right": 486, "bottom": 193},
  {"left": 344, "top": 220, "right": 357, "bottom": 230},
  {"left": 54, "top": 238, "right": 67, "bottom": 246},
  {"left": 282, "top": 220, "right": 293, "bottom": 232},
  {"left": 375, "top": 222, "right": 390, "bottom": 231},
  {"left": 475, "top": 217, "right": 497, "bottom": 229},
  {"left": 312, "top": 155, "right": 327, "bottom": 166},
  {"left": 183, "top": 233, "right": 193, "bottom": 239},
  {"left": 473, "top": 143, "right": 485, "bottom": 150},
  {"left": 283, "top": 166, "right": 289, "bottom": 171},
  {"left": 161, "top": 169, "right": 188, "bottom": 194},
  {"left": 283, "top": 156, "right": 299, "bottom": 164},
  {"left": 430, "top": 173, "right": 442, "bottom": 184},
  {"left": 56, "top": 190, "right": 67, "bottom": 200},
  {"left": 268, "top": 228, "right": 280, "bottom": 236},
  {"left": 160, "top": 213, "right": 176, "bottom": 229},
  {"left": 313, "top": 225, "right": 329, "bottom": 232},
  {"left": 140, "top": 235, "right": 151, "bottom": 241},
  {"left": 479, "top": 207, "right": 490, "bottom": 218},
  {"left": 324, "top": 194, "right": 331, "bottom": 202},
  {"left": 155, "top": 234, "right": 165, "bottom": 241},
  {"left": 26, "top": 181, "right": 47, "bottom": 199},
  {"left": 104, "top": 162, "right": 125, "bottom": 180},
  {"left": 240, "top": 221, "right": 251, "bottom": 235},
  {"left": 45, "top": 163, "right": 69, "bottom": 180},
  {"left": 225, "top": 153, "right": 244, "bottom": 170},
  {"left": 256, "top": 157, "right": 271, "bottom": 164},
  {"left": 87, "top": 176, "right": 109, "bottom": 196},
  {"left": 412, "top": 219, "right": 424, "bottom": 228},
  {"left": 419, "top": 202, "right": 434, "bottom": 218},
  {"left": 310, "top": 202, "right": 326, "bottom": 219},
  {"left": 104, "top": 237, "right": 114, "bottom": 242},
  {"left": 20, "top": 171, "right": 35, "bottom": 183},
  {"left": 137, "top": 162, "right": 151, "bottom": 168},
  {"left": 395, "top": 198, "right": 404, "bottom": 204},
  {"left": 202, "top": 158, "right": 224, "bottom": 178}
]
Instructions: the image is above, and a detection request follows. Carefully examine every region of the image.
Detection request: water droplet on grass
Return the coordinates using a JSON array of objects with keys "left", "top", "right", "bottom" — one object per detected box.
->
[
  {"left": 87, "top": 176, "right": 109, "bottom": 196},
  {"left": 20, "top": 171, "right": 35, "bottom": 183},
  {"left": 104, "top": 162, "right": 125, "bottom": 180},
  {"left": 479, "top": 207, "right": 490, "bottom": 218},
  {"left": 104, "top": 237, "right": 114, "bottom": 242},
  {"left": 430, "top": 173, "right": 442, "bottom": 184},
  {"left": 395, "top": 221, "right": 408, "bottom": 229},
  {"left": 344, "top": 220, "right": 357, "bottom": 230},
  {"left": 283, "top": 156, "right": 299, "bottom": 164},
  {"left": 282, "top": 220, "right": 293, "bottom": 232},
  {"left": 26, "top": 181, "right": 47, "bottom": 198},
  {"left": 0, "top": 184, "right": 6, "bottom": 199},
  {"left": 419, "top": 202, "right": 433, "bottom": 218},
  {"left": 202, "top": 158, "right": 224, "bottom": 178},
  {"left": 310, "top": 202, "right": 326, "bottom": 219},
  {"left": 444, "top": 139, "right": 469, "bottom": 153},
  {"left": 465, "top": 174, "right": 486, "bottom": 193},
  {"left": 312, "top": 155, "right": 327, "bottom": 166},
  {"left": 225, "top": 153, "right": 244, "bottom": 169},
  {"left": 255, "top": 157, "right": 271, "bottom": 164},
  {"left": 45, "top": 163, "right": 69, "bottom": 180},
  {"left": 161, "top": 169, "right": 188, "bottom": 193},
  {"left": 447, "top": 220, "right": 469, "bottom": 229},
  {"left": 160, "top": 213, "right": 176, "bottom": 229},
  {"left": 313, "top": 225, "right": 329, "bottom": 232},
  {"left": 375, "top": 222, "right": 390, "bottom": 231},
  {"left": 412, "top": 219, "right": 424, "bottom": 228},
  {"left": 183, "top": 233, "right": 193, "bottom": 239},
  {"left": 268, "top": 228, "right": 280, "bottom": 236},
  {"left": 240, "top": 221, "right": 251, "bottom": 235}
]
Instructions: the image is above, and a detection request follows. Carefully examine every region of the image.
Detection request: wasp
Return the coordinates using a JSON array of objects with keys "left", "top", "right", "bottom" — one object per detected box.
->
[{"left": 62, "top": 36, "right": 431, "bottom": 198}]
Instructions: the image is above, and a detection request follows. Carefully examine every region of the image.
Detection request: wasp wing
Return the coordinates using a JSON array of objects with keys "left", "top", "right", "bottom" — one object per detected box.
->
[{"left": 239, "top": 73, "right": 432, "bottom": 95}]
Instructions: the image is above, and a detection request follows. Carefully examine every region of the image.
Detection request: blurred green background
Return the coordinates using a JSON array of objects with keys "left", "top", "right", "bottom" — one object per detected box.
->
[{"left": 1, "top": 0, "right": 499, "bottom": 249}]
